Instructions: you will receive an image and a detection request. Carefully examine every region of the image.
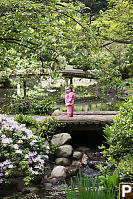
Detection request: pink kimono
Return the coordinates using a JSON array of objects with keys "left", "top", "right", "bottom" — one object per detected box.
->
[{"left": 65, "top": 92, "right": 76, "bottom": 117}]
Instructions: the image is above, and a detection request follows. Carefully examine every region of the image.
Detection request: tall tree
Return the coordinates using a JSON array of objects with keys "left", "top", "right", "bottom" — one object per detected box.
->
[{"left": 0, "top": 0, "right": 132, "bottom": 78}]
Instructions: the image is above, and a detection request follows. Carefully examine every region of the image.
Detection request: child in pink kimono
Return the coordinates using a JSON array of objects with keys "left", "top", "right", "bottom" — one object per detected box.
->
[{"left": 65, "top": 85, "right": 76, "bottom": 117}]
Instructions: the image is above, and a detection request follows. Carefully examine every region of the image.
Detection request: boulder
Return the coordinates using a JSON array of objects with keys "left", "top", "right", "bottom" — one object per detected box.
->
[
  {"left": 77, "top": 146, "right": 90, "bottom": 153},
  {"left": 52, "top": 109, "right": 62, "bottom": 116},
  {"left": 67, "top": 167, "right": 79, "bottom": 177},
  {"left": 88, "top": 160, "right": 102, "bottom": 170},
  {"left": 44, "top": 183, "right": 53, "bottom": 191},
  {"left": 81, "top": 154, "right": 88, "bottom": 166},
  {"left": 73, "top": 151, "right": 82, "bottom": 159},
  {"left": 22, "top": 186, "right": 39, "bottom": 194},
  {"left": 55, "top": 145, "right": 73, "bottom": 158},
  {"left": 51, "top": 166, "right": 67, "bottom": 178},
  {"left": 72, "top": 161, "right": 82, "bottom": 167},
  {"left": 51, "top": 133, "right": 72, "bottom": 146},
  {"left": 55, "top": 157, "right": 71, "bottom": 166}
]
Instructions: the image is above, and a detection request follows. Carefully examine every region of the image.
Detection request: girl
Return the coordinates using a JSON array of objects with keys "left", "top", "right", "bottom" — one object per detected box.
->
[{"left": 65, "top": 85, "right": 76, "bottom": 117}]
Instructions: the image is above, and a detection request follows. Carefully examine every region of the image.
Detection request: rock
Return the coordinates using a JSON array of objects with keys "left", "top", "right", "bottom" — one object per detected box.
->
[
  {"left": 68, "top": 167, "right": 78, "bottom": 177},
  {"left": 81, "top": 154, "right": 88, "bottom": 165},
  {"left": 49, "top": 177, "right": 65, "bottom": 185},
  {"left": 44, "top": 140, "right": 49, "bottom": 146},
  {"left": 44, "top": 183, "right": 53, "bottom": 191},
  {"left": 72, "top": 161, "right": 82, "bottom": 167},
  {"left": 77, "top": 146, "right": 90, "bottom": 153},
  {"left": 55, "top": 157, "right": 71, "bottom": 166},
  {"left": 88, "top": 161, "right": 103, "bottom": 170},
  {"left": 73, "top": 151, "right": 82, "bottom": 159},
  {"left": 51, "top": 133, "right": 72, "bottom": 146},
  {"left": 55, "top": 145, "right": 73, "bottom": 158},
  {"left": 22, "top": 186, "right": 39, "bottom": 194},
  {"left": 10, "top": 177, "right": 25, "bottom": 192},
  {"left": 42, "top": 164, "right": 52, "bottom": 178},
  {"left": 51, "top": 166, "right": 67, "bottom": 178},
  {"left": 49, "top": 178, "right": 58, "bottom": 185},
  {"left": 52, "top": 109, "right": 62, "bottom": 116},
  {"left": 22, "top": 189, "right": 31, "bottom": 194},
  {"left": 3, "top": 197, "right": 11, "bottom": 199}
]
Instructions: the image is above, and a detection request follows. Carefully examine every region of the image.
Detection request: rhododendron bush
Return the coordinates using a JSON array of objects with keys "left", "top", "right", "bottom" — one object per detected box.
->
[{"left": 0, "top": 116, "right": 50, "bottom": 185}]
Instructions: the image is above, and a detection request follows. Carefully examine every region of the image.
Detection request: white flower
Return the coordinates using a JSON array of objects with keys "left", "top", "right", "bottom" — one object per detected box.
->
[
  {"left": 13, "top": 144, "right": 19, "bottom": 149},
  {"left": 44, "top": 155, "right": 49, "bottom": 159},
  {"left": 22, "top": 135, "right": 27, "bottom": 139},
  {"left": 8, "top": 164, "right": 13, "bottom": 169},
  {"left": 15, "top": 150, "right": 22, "bottom": 154},
  {"left": 2, "top": 138, "right": 13, "bottom": 145},
  {"left": 18, "top": 140, "right": 23, "bottom": 144},
  {"left": 25, "top": 154, "right": 29, "bottom": 159}
]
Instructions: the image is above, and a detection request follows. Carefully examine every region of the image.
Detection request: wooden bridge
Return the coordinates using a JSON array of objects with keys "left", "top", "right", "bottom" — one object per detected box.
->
[
  {"left": 34, "top": 111, "right": 117, "bottom": 131},
  {"left": 0, "top": 69, "right": 97, "bottom": 79},
  {"left": 0, "top": 111, "right": 117, "bottom": 132}
]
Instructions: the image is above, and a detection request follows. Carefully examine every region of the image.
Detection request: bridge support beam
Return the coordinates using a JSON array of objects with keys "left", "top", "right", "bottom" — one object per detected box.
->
[{"left": 65, "top": 123, "right": 106, "bottom": 132}]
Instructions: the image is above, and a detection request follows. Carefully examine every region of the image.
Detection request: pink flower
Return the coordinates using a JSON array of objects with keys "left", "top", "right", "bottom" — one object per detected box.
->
[
  {"left": 28, "top": 159, "right": 32, "bottom": 164},
  {"left": 5, "top": 172, "right": 8, "bottom": 176}
]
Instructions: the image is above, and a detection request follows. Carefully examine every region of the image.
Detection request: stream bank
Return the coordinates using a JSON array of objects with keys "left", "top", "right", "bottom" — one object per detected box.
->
[{"left": 0, "top": 130, "right": 105, "bottom": 199}]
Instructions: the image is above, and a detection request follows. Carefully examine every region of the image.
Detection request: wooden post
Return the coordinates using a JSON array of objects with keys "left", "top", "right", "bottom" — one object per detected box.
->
[
  {"left": 17, "top": 81, "right": 21, "bottom": 97},
  {"left": 70, "top": 77, "right": 73, "bottom": 85},
  {"left": 23, "top": 79, "right": 26, "bottom": 97}
]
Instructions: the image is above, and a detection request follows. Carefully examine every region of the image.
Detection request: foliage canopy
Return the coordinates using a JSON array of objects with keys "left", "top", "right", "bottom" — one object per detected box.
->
[{"left": 0, "top": 0, "right": 132, "bottom": 73}]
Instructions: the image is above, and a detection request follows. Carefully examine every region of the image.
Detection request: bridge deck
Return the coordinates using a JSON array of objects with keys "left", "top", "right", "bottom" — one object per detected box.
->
[
  {"left": 0, "top": 112, "right": 117, "bottom": 131},
  {"left": 1, "top": 69, "right": 97, "bottom": 79},
  {"left": 33, "top": 111, "right": 117, "bottom": 125},
  {"left": 0, "top": 111, "right": 117, "bottom": 124}
]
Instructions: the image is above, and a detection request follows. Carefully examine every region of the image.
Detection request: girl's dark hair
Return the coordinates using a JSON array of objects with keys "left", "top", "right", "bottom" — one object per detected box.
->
[{"left": 65, "top": 85, "right": 72, "bottom": 91}]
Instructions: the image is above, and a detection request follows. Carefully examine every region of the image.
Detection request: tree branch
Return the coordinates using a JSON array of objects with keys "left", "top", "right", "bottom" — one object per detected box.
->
[
  {"left": 55, "top": 3, "right": 84, "bottom": 14},
  {"left": 99, "top": 34, "right": 133, "bottom": 44},
  {"left": 99, "top": 42, "right": 114, "bottom": 48},
  {"left": 53, "top": 8, "right": 88, "bottom": 32},
  {"left": 104, "top": 46, "right": 118, "bottom": 60},
  {"left": 0, "top": 37, "right": 37, "bottom": 51}
]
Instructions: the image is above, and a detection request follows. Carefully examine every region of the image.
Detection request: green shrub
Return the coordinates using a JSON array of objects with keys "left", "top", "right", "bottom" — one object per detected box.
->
[
  {"left": 99, "top": 95, "right": 133, "bottom": 182},
  {"left": 65, "top": 169, "right": 116, "bottom": 199},
  {"left": 15, "top": 114, "right": 36, "bottom": 127},
  {"left": 98, "top": 170, "right": 120, "bottom": 196},
  {"left": 0, "top": 76, "right": 11, "bottom": 88},
  {"left": 31, "top": 98, "right": 56, "bottom": 115},
  {"left": 36, "top": 117, "right": 65, "bottom": 140}
]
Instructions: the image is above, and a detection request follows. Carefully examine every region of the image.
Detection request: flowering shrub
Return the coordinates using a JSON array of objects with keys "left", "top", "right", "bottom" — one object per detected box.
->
[
  {"left": 8, "top": 97, "right": 56, "bottom": 115},
  {"left": 9, "top": 97, "right": 32, "bottom": 114},
  {"left": 0, "top": 116, "right": 50, "bottom": 185}
]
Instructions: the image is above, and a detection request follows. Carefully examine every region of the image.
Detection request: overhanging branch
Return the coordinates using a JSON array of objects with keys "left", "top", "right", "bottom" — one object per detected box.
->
[
  {"left": 99, "top": 34, "right": 133, "bottom": 44},
  {"left": 0, "top": 37, "right": 37, "bottom": 51}
]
